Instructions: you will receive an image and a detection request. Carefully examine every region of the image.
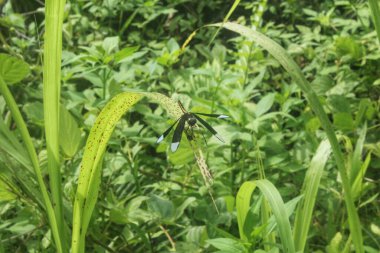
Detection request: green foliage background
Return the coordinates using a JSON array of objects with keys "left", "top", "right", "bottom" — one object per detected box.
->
[{"left": 0, "top": 0, "right": 379, "bottom": 252}]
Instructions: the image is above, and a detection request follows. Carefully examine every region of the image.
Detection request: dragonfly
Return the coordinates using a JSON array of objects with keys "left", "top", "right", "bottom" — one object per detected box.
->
[{"left": 157, "top": 101, "right": 228, "bottom": 152}]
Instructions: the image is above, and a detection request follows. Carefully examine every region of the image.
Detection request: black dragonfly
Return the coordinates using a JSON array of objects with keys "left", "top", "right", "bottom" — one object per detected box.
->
[{"left": 157, "top": 101, "right": 228, "bottom": 152}]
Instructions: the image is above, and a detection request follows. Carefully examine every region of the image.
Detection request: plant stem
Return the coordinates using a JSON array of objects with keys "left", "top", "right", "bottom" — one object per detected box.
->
[{"left": 44, "top": 0, "right": 67, "bottom": 250}]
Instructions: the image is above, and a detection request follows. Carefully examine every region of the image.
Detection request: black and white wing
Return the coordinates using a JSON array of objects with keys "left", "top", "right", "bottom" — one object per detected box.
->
[
  {"left": 194, "top": 112, "right": 229, "bottom": 119},
  {"left": 157, "top": 117, "right": 181, "bottom": 144},
  {"left": 171, "top": 116, "right": 187, "bottom": 152},
  {"left": 192, "top": 114, "right": 224, "bottom": 143}
]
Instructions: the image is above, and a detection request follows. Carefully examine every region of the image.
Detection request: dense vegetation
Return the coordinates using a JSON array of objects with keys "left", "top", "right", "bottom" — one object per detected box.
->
[{"left": 0, "top": 0, "right": 379, "bottom": 252}]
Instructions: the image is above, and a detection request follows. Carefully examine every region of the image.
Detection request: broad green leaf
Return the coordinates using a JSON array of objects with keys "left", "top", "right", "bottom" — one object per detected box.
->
[
  {"left": 306, "top": 117, "right": 321, "bottom": 132},
  {"left": 207, "top": 238, "right": 247, "bottom": 253},
  {"left": 6, "top": 221, "right": 36, "bottom": 234},
  {"left": 102, "top": 36, "right": 120, "bottom": 55},
  {"left": 147, "top": 194, "right": 175, "bottom": 220},
  {"left": 59, "top": 105, "right": 82, "bottom": 158},
  {"left": 22, "top": 102, "right": 44, "bottom": 126},
  {"left": 255, "top": 93, "right": 275, "bottom": 117},
  {"left": 303, "top": 8, "right": 318, "bottom": 17},
  {"left": 186, "top": 226, "right": 208, "bottom": 246},
  {"left": 335, "top": 36, "right": 364, "bottom": 61},
  {"left": 333, "top": 112, "right": 354, "bottom": 131},
  {"left": 175, "top": 197, "right": 196, "bottom": 219},
  {"left": 0, "top": 53, "right": 30, "bottom": 85},
  {"left": 110, "top": 196, "right": 150, "bottom": 224},
  {"left": 327, "top": 95, "right": 351, "bottom": 113},
  {"left": 113, "top": 46, "right": 140, "bottom": 63},
  {"left": 311, "top": 75, "right": 334, "bottom": 95}
]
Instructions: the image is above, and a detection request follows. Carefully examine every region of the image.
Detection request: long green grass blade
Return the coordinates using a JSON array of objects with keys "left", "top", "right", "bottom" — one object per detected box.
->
[
  {"left": 351, "top": 124, "right": 367, "bottom": 184},
  {"left": 72, "top": 92, "right": 143, "bottom": 253},
  {"left": 236, "top": 180, "right": 296, "bottom": 253},
  {"left": 43, "top": 0, "right": 66, "bottom": 249},
  {"left": 236, "top": 181, "right": 257, "bottom": 241},
  {"left": 351, "top": 124, "right": 370, "bottom": 201},
  {"left": 255, "top": 180, "right": 295, "bottom": 253},
  {"left": 293, "top": 140, "right": 331, "bottom": 252},
  {"left": 369, "top": 0, "right": 380, "bottom": 46},
  {"left": 211, "top": 22, "right": 364, "bottom": 253},
  {"left": 72, "top": 92, "right": 188, "bottom": 253}
]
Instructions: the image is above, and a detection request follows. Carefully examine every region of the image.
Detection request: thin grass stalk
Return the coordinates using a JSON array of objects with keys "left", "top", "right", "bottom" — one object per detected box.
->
[
  {"left": 0, "top": 76, "right": 63, "bottom": 252},
  {"left": 211, "top": 22, "right": 364, "bottom": 253},
  {"left": 43, "top": 0, "right": 66, "bottom": 249},
  {"left": 208, "top": 0, "right": 241, "bottom": 46},
  {"left": 369, "top": 0, "right": 380, "bottom": 46}
]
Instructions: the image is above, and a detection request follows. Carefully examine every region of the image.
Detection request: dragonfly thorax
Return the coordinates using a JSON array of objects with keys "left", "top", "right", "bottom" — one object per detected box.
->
[
  {"left": 187, "top": 114, "right": 197, "bottom": 126},
  {"left": 156, "top": 102, "right": 228, "bottom": 152}
]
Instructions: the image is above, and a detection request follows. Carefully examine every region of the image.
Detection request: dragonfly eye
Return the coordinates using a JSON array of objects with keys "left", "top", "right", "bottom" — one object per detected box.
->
[{"left": 188, "top": 117, "right": 197, "bottom": 126}]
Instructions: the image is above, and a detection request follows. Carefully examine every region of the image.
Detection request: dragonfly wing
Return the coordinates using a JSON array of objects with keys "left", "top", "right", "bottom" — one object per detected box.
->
[
  {"left": 193, "top": 114, "right": 225, "bottom": 143},
  {"left": 194, "top": 112, "right": 229, "bottom": 119},
  {"left": 157, "top": 117, "right": 181, "bottom": 143},
  {"left": 171, "top": 115, "right": 187, "bottom": 152}
]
